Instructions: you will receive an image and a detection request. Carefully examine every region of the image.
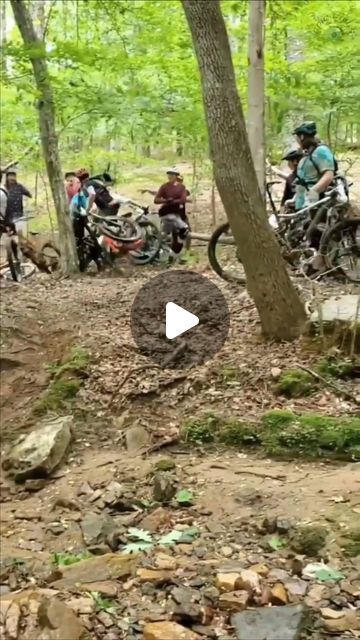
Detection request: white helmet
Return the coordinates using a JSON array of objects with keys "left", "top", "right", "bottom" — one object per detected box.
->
[{"left": 166, "top": 167, "right": 180, "bottom": 176}]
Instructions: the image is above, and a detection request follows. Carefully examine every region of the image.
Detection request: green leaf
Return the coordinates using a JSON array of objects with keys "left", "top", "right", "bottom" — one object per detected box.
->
[
  {"left": 127, "top": 527, "right": 153, "bottom": 543},
  {"left": 314, "top": 567, "right": 345, "bottom": 583},
  {"left": 268, "top": 534, "right": 286, "bottom": 551},
  {"left": 175, "top": 489, "right": 194, "bottom": 505},
  {"left": 158, "top": 530, "right": 184, "bottom": 545},
  {"left": 122, "top": 541, "right": 154, "bottom": 554}
]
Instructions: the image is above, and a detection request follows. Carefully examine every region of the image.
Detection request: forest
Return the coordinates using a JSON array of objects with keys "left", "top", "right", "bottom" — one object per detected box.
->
[{"left": 0, "top": 2, "right": 359, "bottom": 640}]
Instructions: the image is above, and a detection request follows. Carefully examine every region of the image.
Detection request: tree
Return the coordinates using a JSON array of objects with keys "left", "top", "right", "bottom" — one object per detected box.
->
[
  {"left": 181, "top": 0, "right": 306, "bottom": 341},
  {"left": 10, "top": 0, "right": 78, "bottom": 275},
  {"left": 247, "top": 0, "right": 266, "bottom": 195}
]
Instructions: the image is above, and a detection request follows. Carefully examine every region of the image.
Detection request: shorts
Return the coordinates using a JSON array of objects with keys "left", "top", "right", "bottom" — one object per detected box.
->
[{"left": 161, "top": 214, "right": 188, "bottom": 236}]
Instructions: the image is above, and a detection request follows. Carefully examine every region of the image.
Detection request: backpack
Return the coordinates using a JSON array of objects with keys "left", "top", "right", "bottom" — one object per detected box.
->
[
  {"left": 308, "top": 143, "right": 338, "bottom": 176},
  {"left": 88, "top": 179, "right": 112, "bottom": 210}
]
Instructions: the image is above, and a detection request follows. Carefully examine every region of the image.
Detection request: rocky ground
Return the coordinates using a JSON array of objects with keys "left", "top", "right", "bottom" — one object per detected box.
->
[{"left": 0, "top": 264, "right": 359, "bottom": 640}]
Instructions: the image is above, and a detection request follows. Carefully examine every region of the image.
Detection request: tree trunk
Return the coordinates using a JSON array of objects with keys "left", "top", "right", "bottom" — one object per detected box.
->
[
  {"left": 10, "top": 0, "right": 78, "bottom": 275},
  {"left": 181, "top": 0, "right": 306, "bottom": 341},
  {"left": 247, "top": 0, "right": 266, "bottom": 197},
  {"left": 0, "top": 0, "right": 7, "bottom": 75},
  {"left": 30, "top": 0, "right": 45, "bottom": 38}
]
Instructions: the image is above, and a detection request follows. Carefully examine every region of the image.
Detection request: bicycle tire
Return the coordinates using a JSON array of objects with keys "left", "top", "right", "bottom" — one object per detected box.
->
[
  {"left": 320, "top": 218, "right": 360, "bottom": 283},
  {"left": 97, "top": 217, "right": 142, "bottom": 243},
  {"left": 207, "top": 222, "right": 246, "bottom": 284},
  {"left": 5, "top": 237, "right": 21, "bottom": 282},
  {"left": 129, "top": 220, "right": 162, "bottom": 264}
]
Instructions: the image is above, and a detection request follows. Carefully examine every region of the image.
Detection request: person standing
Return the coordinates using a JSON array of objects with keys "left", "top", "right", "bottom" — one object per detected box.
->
[
  {"left": 279, "top": 149, "right": 303, "bottom": 212},
  {"left": 154, "top": 168, "right": 188, "bottom": 255},
  {"left": 5, "top": 170, "right": 32, "bottom": 234}
]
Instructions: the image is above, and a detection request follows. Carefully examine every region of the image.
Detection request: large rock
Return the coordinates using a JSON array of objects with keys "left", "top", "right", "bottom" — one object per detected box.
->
[
  {"left": 36, "top": 598, "right": 89, "bottom": 639},
  {"left": 310, "top": 295, "right": 360, "bottom": 326},
  {"left": 231, "top": 605, "right": 308, "bottom": 640},
  {"left": 80, "top": 513, "right": 117, "bottom": 547},
  {"left": 2, "top": 416, "right": 72, "bottom": 482},
  {"left": 50, "top": 552, "right": 139, "bottom": 589}
]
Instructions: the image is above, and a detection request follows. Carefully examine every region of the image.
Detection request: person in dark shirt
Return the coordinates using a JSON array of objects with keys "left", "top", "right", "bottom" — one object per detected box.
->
[
  {"left": 154, "top": 168, "right": 188, "bottom": 255},
  {"left": 5, "top": 171, "right": 32, "bottom": 224},
  {"left": 280, "top": 149, "right": 303, "bottom": 212}
]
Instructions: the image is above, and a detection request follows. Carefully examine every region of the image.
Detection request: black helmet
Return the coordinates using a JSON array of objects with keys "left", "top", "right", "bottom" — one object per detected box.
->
[
  {"left": 293, "top": 121, "right": 317, "bottom": 137},
  {"left": 282, "top": 149, "right": 304, "bottom": 162}
]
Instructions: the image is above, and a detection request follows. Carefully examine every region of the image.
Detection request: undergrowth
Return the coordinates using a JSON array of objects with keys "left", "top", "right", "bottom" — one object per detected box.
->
[
  {"left": 182, "top": 410, "right": 360, "bottom": 461},
  {"left": 33, "top": 347, "right": 91, "bottom": 416}
]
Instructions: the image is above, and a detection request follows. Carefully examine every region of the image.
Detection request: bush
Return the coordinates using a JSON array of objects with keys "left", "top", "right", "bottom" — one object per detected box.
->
[{"left": 274, "top": 369, "right": 316, "bottom": 398}]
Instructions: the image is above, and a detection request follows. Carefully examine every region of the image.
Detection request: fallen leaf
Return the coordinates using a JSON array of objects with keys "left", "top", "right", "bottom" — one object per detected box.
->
[{"left": 175, "top": 489, "right": 194, "bottom": 505}]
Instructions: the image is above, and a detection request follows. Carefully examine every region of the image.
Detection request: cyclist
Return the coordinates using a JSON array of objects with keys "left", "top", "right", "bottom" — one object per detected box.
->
[
  {"left": 5, "top": 170, "right": 32, "bottom": 235},
  {"left": 154, "top": 168, "right": 188, "bottom": 255},
  {"left": 280, "top": 149, "right": 303, "bottom": 212},
  {"left": 65, "top": 171, "right": 80, "bottom": 204},
  {"left": 293, "top": 122, "right": 336, "bottom": 211}
]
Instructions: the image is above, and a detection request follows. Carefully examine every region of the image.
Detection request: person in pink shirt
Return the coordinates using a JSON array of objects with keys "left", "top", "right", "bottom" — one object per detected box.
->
[{"left": 64, "top": 172, "right": 80, "bottom": 204}]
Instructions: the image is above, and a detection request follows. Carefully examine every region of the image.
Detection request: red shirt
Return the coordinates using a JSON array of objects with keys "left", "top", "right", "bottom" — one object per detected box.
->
[{"left": 155, "top": 182, "right": 186, "bottom": 205}]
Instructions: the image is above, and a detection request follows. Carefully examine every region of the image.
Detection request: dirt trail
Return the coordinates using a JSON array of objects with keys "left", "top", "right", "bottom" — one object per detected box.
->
[{"left": 0, "top": 268, "right": 359, "bottom": 639}]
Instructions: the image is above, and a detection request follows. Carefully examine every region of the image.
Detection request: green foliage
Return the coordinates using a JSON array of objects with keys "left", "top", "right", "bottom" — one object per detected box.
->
[
  {"left": 340, "top": 527, "right": 360, "bottom": 558},
  {"left": 34, "top": 347, "right": 91, "bottom": 416},
  {"left": 52, "top": 551, "right": 92, "bottom": 566},
  {"left": 274, "top": 369, "right": 316, "bottom": 398},
  {"left": 182, "top": 410, "right": 360, "bottom": 461},
  {"left": 317, "top": 356, "right": 359, "bottom": 379},
  {"left": 90, "top": 592, "right": 118, "bottom": 612},
  {"left": 182, "top": 413, "right": 221, "bottom": 443},
  {"left": 289, "top": 525, "right": 328, "bottom": 556}
]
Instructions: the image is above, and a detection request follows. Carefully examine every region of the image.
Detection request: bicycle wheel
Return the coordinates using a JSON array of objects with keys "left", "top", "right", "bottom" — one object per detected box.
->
[
  {"left": 207, "top": 223, "right": 246, "bottom": 283},
  {"left": 5, "top": 237, "right": 22, "bottom": 282},
  {"left": 97, "top": 216, "right": 142, "bottom": 243},
  {"left": 320, "top": 218, "right": 360, "bottom": 283},
  {"left": 129, "top": 220, "right": 162, "bottom": 265}
]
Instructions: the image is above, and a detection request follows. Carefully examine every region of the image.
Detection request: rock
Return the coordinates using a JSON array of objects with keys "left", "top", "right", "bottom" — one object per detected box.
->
[
  {"left": 305, "top": 584, "right": 332, "bottom": 608},
  {"left": 192, "top": 625, "right": 216, "bottom": 638},
  {"left": 140, "top": 507, "right": 172, "bottom": 533},
  {"left": 341, "top": 582, "right": 360, "bottom": 597},
  {"left": 219, "top": 590, "right": 250, "bottom": 613},
  {"left": 270, "top": 583, "right": 289, "bottom": 605},
  {"left": 320, "top": 608, "right": 346, "bottom": 620},
  {"left": 289, "top": 525, "right": 327, "bottom": 556},
  {"left": 96, "top": 611, "right": 114, "bottom": 628},
  {"left": 284, "top": 579, "right": 308, "bottom": 601},
  {"left": 276, "top": 517, "right": 294, "bottom": 533},
  {"left": 231, "top": 604, "right": 308, "bottom": 640},
  {"left": 50, "top": 553, "right": 139, "bottom": 589},
  {"left": 144, "top": 621, "right": 201, "bottom": 640},
  {"left": 2, "top": 416, "right": 72, "bottom": 482},
  {"left": 155, "top": 458, "right": 176, "bottom": 471},
  {"left": 235, "top": 570, "right": 262, "bottom": 595},
  {"left": 221, "top": 546, "right": 233, "bottom": 558},
  {"left": 310, "top": 294, "right": 360, "bottom": 326},
  {"left": 171, "top": 602, "right": 205, "bottom": 626},
  {"left": 80, "top": 513, "right": 117, "bottom": 547},
  {"left": 125, "top": 426, "right": 150, "bottom": 453},
  {"left": 36, "top": 597, "right": 88, "bottom": 639},
  {"left": 262, "top": 517, "right": 277, "bottom": 534},
  {"left": 323, "top": 611, "right": 360, "bottom": 633},
  {"left": 215, "top": 573, "right": 241, "bottom": 592},
  {"left": 154, "top": 553, "right": 178, "bottom": 570},
  {"left": 1, "top": 602, "right": 20, "bottom": 639},
  {"left": 137, "top": 568, "right": 173, "bottom": 585},
  {"left": 102, "top": 481, "right": 123, "bottom": 505},
  {"left": 66, "top": 596, "right": 94, "bottom": 614},
  {"left": 171, "top": 586, "right": 200, "bottom": 606},
  {"left": 25, "top": 479, "right": 47, "bottom": 492},
  {"left": 250, "top": 564, "right": 269, "bottom": 577},
  {"left": 271, "top": 367, "right": 282, "bottom": 380},
  {"left": 268, "top": 568, "right": 289, "bottom": 582},
  {"left": 79, "top": 581, "right": 118, "bottom": 597},
  {"left": 153, "top": 473, "right": 177, "bottom": 503},
  {"left": 202, "top": 586, "right": 220, "bottom": 603}
]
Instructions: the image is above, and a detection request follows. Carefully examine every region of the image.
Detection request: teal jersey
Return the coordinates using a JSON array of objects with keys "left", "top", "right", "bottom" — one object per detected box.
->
[{"left": 295, "top": 145, "right": 336, "bottom": 210}]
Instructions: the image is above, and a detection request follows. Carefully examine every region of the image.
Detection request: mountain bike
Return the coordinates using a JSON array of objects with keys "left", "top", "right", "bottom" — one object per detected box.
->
[{"left": 0, "top": 216, "right": 37, "bottom": 282}]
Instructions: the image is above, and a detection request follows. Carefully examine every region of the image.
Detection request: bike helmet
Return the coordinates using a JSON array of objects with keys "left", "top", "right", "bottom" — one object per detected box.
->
[
  {"left": 293, "top": 121, "right": 317, "bottom": 136},
  {"left": 281, "top": 149, "right": 304, "bottom": 161},
  {"left": 166, "top": 167, "right": 180, "bottom": 176},
  {"left": 76, "top": 168, "right": 89, "bottom": 180}
]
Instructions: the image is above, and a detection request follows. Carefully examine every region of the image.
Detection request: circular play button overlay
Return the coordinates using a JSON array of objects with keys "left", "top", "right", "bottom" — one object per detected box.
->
[{"left": 130, "top": 270, "right": 230, "bottom": 369}]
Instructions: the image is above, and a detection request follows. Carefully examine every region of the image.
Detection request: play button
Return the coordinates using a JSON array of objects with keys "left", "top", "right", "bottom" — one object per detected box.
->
[
  {"left": 166, "top": 302, "right": 199, "bottom": 339},
  {"left": 130, "top": 271, "right": 230, "bottom": 369}
]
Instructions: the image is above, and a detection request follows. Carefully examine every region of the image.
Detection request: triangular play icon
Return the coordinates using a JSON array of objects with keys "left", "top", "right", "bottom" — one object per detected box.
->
[{"left": 165, "top": 302, "right": 199, "bottom": 340}]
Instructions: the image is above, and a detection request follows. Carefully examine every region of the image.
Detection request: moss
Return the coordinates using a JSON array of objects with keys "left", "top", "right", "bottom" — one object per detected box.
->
[
  {"left": 317, "top": 356, "right": 359, "bottom": 379},
  {"left": 218, "top": 419, "right": 260, "bottom": 446},
  {"left": 275, "top": 369, "right": 316, "bottom": 398},
  {"left": 341, "top": 527, "right": 360, "bottom": 557},
  {"left": 218, "top": 366, "right": 242, "bottom": 384},
  {"left": 154, "top": 458, "right": 176, "bottom": 471},
  {"left": 290, "top": 525, "right": 328, "bottom": 556},
  {"left": 182, "top": 413, "right": 221, "bottom": 443},
  {"left": 34, "top": 347, "right": 91, "bottom": 417},
  {"left": 33, "top": 378, "right": 82, "bottom": 416},
  {"left": 262, "top": 410, "right": 296, "bottom": 430}
]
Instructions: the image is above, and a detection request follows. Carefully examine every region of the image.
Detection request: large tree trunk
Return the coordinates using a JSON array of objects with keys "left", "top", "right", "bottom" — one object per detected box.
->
[
  {"left": 10, "top": 0, "right": 78, "bottom": 275},
  {"left": 181, "top": 0, "right": 306, "bottom": 341},
  {"left": 247, "top": 0, "right": 266, "bottom": 196}
]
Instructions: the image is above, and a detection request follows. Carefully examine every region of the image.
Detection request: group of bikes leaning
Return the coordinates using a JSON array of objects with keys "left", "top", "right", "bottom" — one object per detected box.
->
[{"left": 0, "top": 120, "right": 359, "bottom": 283}]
